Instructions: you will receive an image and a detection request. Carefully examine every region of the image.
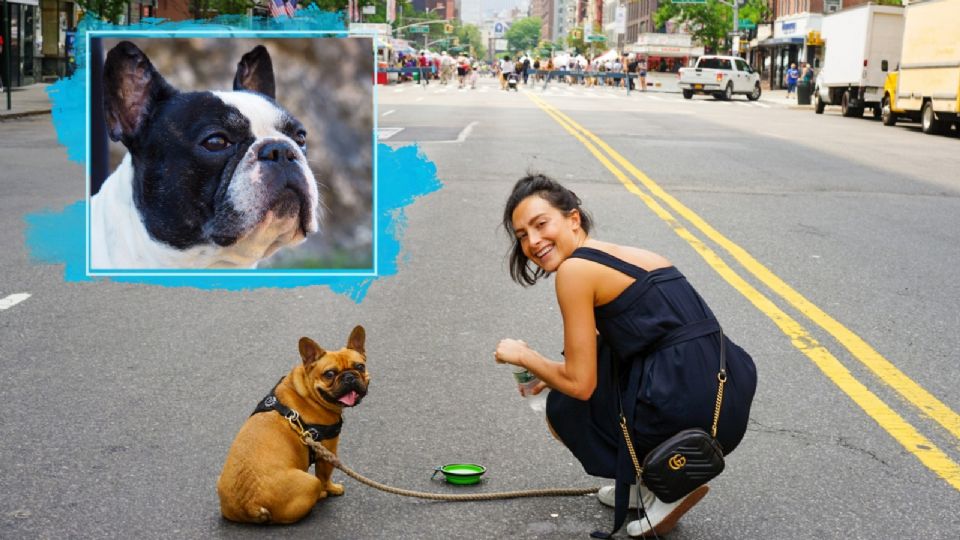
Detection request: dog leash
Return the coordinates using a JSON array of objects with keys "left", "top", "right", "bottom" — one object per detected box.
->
[{"left": 296, "top": 432, "right": 599, "bottom": 501}]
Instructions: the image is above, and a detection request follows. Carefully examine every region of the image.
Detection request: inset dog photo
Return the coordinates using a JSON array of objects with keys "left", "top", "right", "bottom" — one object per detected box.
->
[{"left": 88, "top": 36, "right": 373, "bottom": 272}]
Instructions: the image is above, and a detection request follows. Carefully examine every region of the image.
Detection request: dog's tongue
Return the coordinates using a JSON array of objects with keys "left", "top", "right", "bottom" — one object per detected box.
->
[{"left": 338, "top": 391, "right": 359, "bottom": 407}]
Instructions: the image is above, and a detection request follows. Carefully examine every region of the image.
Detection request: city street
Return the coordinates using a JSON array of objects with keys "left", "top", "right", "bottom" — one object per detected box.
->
[{"left": 2, "top": 73, "right": 959, "bottom": 539}]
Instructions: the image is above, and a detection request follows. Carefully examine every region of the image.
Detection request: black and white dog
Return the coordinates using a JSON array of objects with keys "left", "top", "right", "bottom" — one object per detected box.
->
[{"left": 91, "top": 41, "right": 321, "bottom": 269}]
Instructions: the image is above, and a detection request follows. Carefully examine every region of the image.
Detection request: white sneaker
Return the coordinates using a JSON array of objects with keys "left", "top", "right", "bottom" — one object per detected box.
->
[
  {"left": 596, "top": 484, "right": 643, "bottom": 510},
  {"left": 626, "top": 484, "right": 710, "bottom": 538}
]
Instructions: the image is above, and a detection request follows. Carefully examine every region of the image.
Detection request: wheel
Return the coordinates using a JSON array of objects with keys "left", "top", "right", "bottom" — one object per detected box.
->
[
  {"left": 682, "top": 89, "right": 693, "bottom": 99},
  {"left": 747, "top": 83, "right": 761, "bottom": 101},
  {"left": 881, "top": 95, "right": 896, "bottom": 126},
  {"left": 713, "top": 92, "right": 724, "bottom": 100},
  {"left": 722, "top": 83, "right": 733, "bottom": 101},
  {"left": 872, "top": 105, "right": 882, "bottom": 120},
  {"left": 921, "top": 101, "right": 946, "bottom": 134},
  {"left": 841, "top": 90, "right": 853, "bottom": 117},
  {"left": 814, "top": 90, "right": 825, "bottom": 114}
]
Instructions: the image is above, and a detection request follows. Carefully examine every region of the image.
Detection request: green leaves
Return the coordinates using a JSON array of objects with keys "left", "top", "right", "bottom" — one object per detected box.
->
[
  {"left": 654, "top": 0, "right": 770, "bottom": 53},
  {"left": 505, "top": 17, "right": 543, "bottom": 54}
]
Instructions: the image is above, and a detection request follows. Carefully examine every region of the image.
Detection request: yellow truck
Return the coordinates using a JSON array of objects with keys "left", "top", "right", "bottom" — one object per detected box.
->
[{"left": 881, "top": 0, "right": 960, "bottom": 134}]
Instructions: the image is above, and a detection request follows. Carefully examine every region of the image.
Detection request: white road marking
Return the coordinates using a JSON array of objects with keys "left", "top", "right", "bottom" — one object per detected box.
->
[
  {"left": 754, "top": 102, "right": 771, "bottom": 108},
  {"left": 431, "top": 121, "right": 480, "bottom": 144},
  {"left": 377, "top": 127, "right": 404, "bottom": 140},
  {"left": 415, "top": 96, "right": 425, "bottom": 102},
  {"left": 0, "top": 293, "right": 30, "bottom": 310},
  {"left": 382, "top": 109, "right": 396, "bottom": 117}
]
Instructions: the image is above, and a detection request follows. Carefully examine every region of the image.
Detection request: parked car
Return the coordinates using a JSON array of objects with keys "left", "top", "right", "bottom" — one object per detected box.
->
[{"left": 678, "top": 55, "right": 762, "bottom": 101}]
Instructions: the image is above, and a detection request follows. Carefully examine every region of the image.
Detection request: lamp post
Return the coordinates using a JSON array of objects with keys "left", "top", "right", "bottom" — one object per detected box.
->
[
  {"left": 715, "top": 0, "right": 743, "bottom": 56},
  {"left": 3, "top": 0, "right": 10, "bottom": 109}
]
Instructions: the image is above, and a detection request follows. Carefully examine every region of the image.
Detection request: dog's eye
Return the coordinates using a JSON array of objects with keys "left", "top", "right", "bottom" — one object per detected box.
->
[
  {"left": 201, "top": 134, "right": 231, "bottom": 151},
  {"left": 294, "top": 131, "right": 307, "bottom": 149},
  {"left": 354, "top": 364, "right": 365, "bottom": 372},
  {"left": 323, "top": 370, "right": 337, "bottom": 380}
]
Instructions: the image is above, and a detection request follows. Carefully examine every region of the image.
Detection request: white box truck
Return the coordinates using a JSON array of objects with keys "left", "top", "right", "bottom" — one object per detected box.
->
[
  {"left": 814, "top": 3, "right": 905, "bottom": 118},
  {"left": 881, "top": 0, "right": 960, "bottom": 134}
]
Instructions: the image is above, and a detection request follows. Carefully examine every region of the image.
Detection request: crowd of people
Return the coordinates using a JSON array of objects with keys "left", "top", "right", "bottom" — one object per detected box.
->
[{"left": 388, "top": 50, "right": 667, "bottom": 92}]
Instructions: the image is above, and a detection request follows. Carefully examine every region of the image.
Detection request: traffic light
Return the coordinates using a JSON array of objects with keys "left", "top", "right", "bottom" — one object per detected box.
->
[
  {"left": 444, "top": 24, "right": 454, "bottom": 34},
  {"left": 571, "top": 28, "right": 583, "bottom": 40}
]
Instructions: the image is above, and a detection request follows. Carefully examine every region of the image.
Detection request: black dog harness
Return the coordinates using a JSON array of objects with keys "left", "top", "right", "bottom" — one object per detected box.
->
[{"left": 251, "top": 378, "right": 343, "bottom": 465}]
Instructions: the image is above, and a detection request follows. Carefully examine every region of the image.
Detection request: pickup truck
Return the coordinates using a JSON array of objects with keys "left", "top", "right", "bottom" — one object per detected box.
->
[{"left": 678, "top": 55, "right": 762, "bottom": 101}]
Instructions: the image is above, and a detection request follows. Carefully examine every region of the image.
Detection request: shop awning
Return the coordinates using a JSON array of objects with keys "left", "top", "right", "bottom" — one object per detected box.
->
[
  {"left": 625, "top": 44, "right": 705, "bottom": 58},
  {"left": 757, "top": 37, "right": 805, "bottom": 47}
]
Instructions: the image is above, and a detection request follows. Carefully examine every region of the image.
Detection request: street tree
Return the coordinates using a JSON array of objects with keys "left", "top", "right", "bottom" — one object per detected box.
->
[
  {"left": 654, "top": 0, "right": 769, "bottom": 53},
  {"left": 505, "top": 17, "right": 542, "bottom": 54},
  {"left": 75, "top": 0, "right": 126, "bottom": 23}
]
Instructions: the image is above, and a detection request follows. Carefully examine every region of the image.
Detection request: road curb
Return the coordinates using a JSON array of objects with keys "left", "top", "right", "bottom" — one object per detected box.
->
[{"left": 0, "top": 110, "right": 52, "bottom": 121}]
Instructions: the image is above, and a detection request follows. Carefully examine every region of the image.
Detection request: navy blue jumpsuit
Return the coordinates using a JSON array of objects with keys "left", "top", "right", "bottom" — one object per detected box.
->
[{"left": 546, "top": 247, "right": 757, "bottom": 480}]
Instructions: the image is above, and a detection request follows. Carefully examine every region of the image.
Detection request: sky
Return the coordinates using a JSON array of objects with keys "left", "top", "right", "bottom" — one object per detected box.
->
[{"left": 461, "top": 0, "right": 529, "bottom": 24}]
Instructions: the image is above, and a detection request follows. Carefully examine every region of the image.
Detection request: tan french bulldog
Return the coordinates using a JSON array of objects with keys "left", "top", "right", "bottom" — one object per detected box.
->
[{"left": 217, "top": 325, "right": 369, "bottom": 524}]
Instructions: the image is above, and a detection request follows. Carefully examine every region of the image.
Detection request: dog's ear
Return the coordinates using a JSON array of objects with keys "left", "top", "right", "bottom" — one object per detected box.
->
[
  {"left": 233, "top": 45, "right": 276, "bottom": 100},
  {"left": 103, "top": 41, "right": 176, "bottom": 144},
  {"left": 346, "top": 325, "right": 366, "bottom": 356},
  {"left": 298, "top": 337, "right": 327, "bottom": 366}
]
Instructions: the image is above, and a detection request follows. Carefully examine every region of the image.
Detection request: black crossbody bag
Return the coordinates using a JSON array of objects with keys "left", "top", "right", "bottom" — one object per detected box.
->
[{"left": 620, "top": 328, "right": 727, "bottom": 504}]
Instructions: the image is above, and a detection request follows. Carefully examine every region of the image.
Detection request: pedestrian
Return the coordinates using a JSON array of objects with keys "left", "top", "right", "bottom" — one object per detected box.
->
[
  {"left": 417, "top": 51, "right": 430, "bottom": 85},
  {"left": 785, "top": 62, "right": 800, "bottom": 97},
  {"left": 637, "top": 58, "right": 647, "bottom": 92},
  {"left": 499, "top": 55, "right": 515, "bottom": 90},
  {"left": 522, "top": 56, "right": 531, "bottom": 85},
  {"left": 0, "top": 34, "right": 5, "bottom": 92},
  {"left": 626, "top": 55, "right": 638, "bottom": 91},
  {"left": 494, "top": 174, "right": 757, "bottom": 538},
  {"left": 801, "top": 62, "right": 814, "bottom": 84}
]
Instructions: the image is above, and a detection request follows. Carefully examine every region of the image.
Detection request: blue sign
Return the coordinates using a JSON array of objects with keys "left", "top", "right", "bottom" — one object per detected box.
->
[
  {"left": 494, "top": 22, "right": 505, "bottom": 37},
  {"left": 782, "top": 22, "right": 796, "bottom": 34}
]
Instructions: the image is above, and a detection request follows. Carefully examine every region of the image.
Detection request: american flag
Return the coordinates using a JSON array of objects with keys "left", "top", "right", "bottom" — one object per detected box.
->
[
  {"left": 269, "top": 0, "right": 286, "bottom": 17},
  {"left": 284, "top": 0, "right": 297, "bottom": 17}
]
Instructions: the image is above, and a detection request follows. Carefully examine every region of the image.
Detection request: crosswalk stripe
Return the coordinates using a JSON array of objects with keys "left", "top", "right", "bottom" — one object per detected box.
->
[{"left": 0, "top": 293, "right": 30, "bottom": 310}]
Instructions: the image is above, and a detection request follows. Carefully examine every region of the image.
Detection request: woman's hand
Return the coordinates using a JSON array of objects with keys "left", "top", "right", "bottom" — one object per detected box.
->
[{"left": 494, "top": 338, "right": 530, "bottom": 368}]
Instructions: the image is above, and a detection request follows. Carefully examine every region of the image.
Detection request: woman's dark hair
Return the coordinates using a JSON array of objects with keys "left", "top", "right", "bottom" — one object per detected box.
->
[{"left": 502, "top": 173, "right": 593, "bottom": 286}]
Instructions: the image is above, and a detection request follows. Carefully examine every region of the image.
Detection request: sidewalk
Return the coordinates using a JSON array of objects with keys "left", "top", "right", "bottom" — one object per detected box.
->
[
  {"left": 0, "top": 83, "right": 54, "bottom": 120},
  {"left": 763, "top": 87, "right": 815, "bottom": 110}
]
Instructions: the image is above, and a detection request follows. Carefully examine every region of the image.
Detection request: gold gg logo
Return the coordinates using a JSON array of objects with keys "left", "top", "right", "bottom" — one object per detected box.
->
[{"left": 668, "top": 454, "right": 686, "bottom": 470}]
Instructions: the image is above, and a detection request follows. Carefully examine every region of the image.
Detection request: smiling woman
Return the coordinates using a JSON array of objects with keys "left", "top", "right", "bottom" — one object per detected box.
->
[{"left": 494, "top": 173, "right": 757, "bottom": 538}]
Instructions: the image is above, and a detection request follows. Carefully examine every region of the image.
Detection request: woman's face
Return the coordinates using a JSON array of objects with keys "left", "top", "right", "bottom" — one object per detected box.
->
[{"left": 511, "top": 195, "right": 581, "bottom": 273}]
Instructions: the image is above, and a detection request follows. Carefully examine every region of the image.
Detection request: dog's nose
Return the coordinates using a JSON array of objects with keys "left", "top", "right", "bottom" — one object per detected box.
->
[
  {"left": 257, "top": 141, "right": 298, "bottom": 163},
  {"left": 342, "top": 372, "right": 357, "bottom": 385}
]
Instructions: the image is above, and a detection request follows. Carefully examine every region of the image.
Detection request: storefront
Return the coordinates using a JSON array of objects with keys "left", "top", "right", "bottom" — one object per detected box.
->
[
  {"left": 2, "top": 0, "right": 41, "bottom": 87},
  {"left": 625, "top": 32, "right": 704, "bottom": 91},
  {"left": 39, "top": 0, "right": 77, "bottom": 79},
  {"left": 757, "top": 13, "right": 822, "bottom": 90}
]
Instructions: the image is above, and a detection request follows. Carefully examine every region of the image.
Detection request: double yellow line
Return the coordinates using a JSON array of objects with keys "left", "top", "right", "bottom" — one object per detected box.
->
[{"left": 525, "top": 92, "right": 960, "bottom": 491}]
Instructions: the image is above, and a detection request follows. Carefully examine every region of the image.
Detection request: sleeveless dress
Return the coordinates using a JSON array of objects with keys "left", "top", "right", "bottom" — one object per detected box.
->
[{"left": 546, "top": 247, "right": 758, "bottom": 480}]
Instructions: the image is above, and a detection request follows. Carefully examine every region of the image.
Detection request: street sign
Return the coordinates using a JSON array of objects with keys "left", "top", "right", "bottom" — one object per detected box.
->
[
  {"left": 739, "top": 18, "right": 757, "bottom": 30},
  {"left": 409, "top": 26, "right": 429, "bottom": 33},
  {"left": 586, "top": 34, "right": 607, "bottom": 43},
  {"left": 671, "top": 0, "right": 707, "bottom": 4}
]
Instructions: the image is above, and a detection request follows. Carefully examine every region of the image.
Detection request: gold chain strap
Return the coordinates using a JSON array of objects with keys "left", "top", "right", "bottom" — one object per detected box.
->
[
  {"left": 711, "top": 371, "right": 727, "bottom": 438},
  {"left": 620, "top": 415, "right": 644, "bottom": 477}
]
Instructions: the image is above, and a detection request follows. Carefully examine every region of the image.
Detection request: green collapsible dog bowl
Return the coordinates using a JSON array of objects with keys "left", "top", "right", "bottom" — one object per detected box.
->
[{"left": 434, "top": 464, "right": 486, "bottom": 485}]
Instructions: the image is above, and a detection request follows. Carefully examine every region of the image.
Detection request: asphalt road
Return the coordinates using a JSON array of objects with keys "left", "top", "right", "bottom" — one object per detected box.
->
[{"left": 2, "top": 75, "right": 959, "bottom": 539}]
